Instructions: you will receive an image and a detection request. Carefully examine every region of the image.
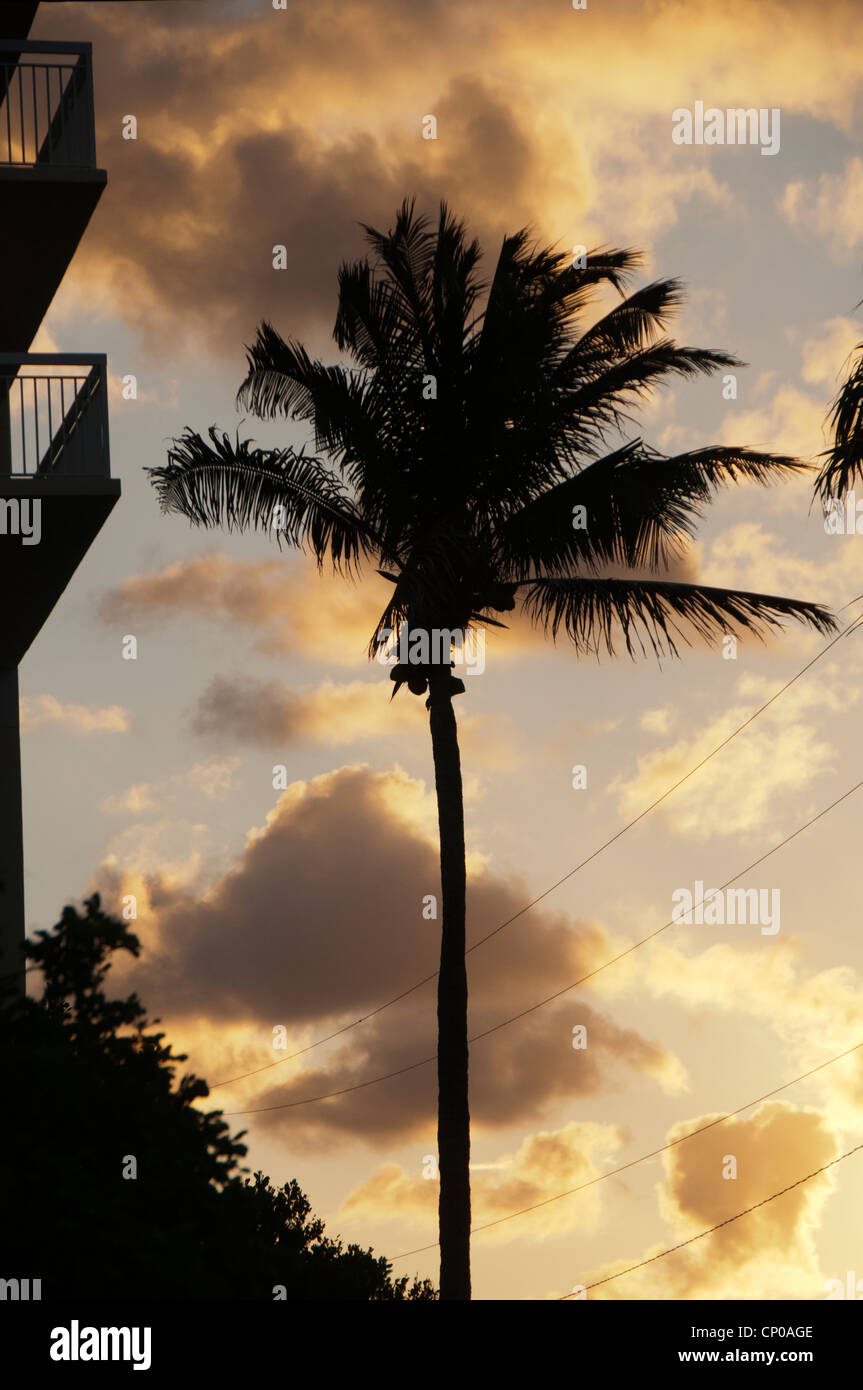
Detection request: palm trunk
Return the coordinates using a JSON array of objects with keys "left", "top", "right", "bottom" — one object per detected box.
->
[{"left": 427, "top": 668, "right": 470, "bottom": 1301}]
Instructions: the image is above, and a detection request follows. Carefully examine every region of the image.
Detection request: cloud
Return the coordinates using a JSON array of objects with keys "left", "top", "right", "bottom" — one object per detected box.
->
[
  {"left": 50, "top": 9, "right": 598, "bottom": 360},
  {"left": 801, "top": 318, "right": 863, "bottom": 393},
  {"left": 99, "top": 553, "right": 388, "bottom": 665},
  {"left": 188, "top": 673, "right": 525, "bottom": 769},
  {"left": 100, "top": 756, "right": 241, "bottom": 814},
  {"left": 700, "top": 522, "right": 824, "bottom": 598},
  {"left": 189, "top": 675, "right": 420, "bottom": 745},
  {"left": 183, "top": 757, "right": 242, "bottom": 801},
  {"left": 600, "top": 924, "right": 863, "bottom": 1145},
  {"left": 698, "top": 519, "right": 861, "bottom": 615},
  {"left": 719, "top": 384, "right": 829, "bottom": 465},
  {"left": 91, "top": 764, "right": 682, "bottom": 1150},
  {"left": 20, "top": 695, "right": 131, "bottom": 735},
  {"left": 99, "top": 551, "right": 697, "bottom": 675},
  {"left": 640, "top": 707, "right": 674, "bottom": 736},
  {"left": 101, "top": 784, "right": 158, "bottom": 816},
  {"left": 710, "top": 318, "right": 861, "bottom": 485},
  {"left": 584, "top": 1101, "right": 840, "bottom": 1299},
  {"left": 97, "top": 820, "right": 210, "bottom": 896},
  {"left": 340, "top": 1119, "right": 624, "bottom": 1243},
  {"left": 779, "top": 157, "right": 863, "bottom": 259},
  {"left": 611, "top": 666, "right": 854, "bottom": 843},
  {"left": 35, "top": 0, "right": 863, "bottom": 359}
]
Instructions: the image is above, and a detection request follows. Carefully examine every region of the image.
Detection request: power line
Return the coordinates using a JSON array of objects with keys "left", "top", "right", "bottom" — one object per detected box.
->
[
  {"left": 211, "top": 614, "right": 863, "bottom": 1090},
  {"left": 559, "top": 1140, "right": 863, "bottom": 1297},
  {"left": 220, "top": 774, "right": 863, "bottom": 1116},
  {"left": 390, "top": 1038, "right": 863, "bottom": 1258}
]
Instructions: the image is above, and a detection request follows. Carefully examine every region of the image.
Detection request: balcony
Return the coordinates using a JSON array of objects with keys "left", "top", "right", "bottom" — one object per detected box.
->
[
  {"left": 0, "top": 40, "right": 106, "bottom": 350},
  {"left": 0, "top": 355, "right": 120, "bottom": 664},
  {"left": 0, "top": 353, "right": 111, "bottom": 476}
]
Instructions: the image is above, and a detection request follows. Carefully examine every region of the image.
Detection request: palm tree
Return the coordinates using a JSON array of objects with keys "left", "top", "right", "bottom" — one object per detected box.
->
[
  {"left": 814, "top": 322, "right": 863, "bottom": 507},
  {"left": 148, "top": 199, "right": 835, "bottom": 1301}
]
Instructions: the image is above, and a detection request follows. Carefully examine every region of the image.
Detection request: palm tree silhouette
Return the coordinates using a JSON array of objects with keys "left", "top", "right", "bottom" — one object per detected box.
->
[
  {"left": 149, "top": 199, "right": 835, "bottom": 1301},
  {"left": 815, "top": 323, "right": 863, "bottom": 506}
]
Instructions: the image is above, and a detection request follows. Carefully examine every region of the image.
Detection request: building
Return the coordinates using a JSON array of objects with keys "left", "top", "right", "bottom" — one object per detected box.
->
[{"left": 0, "top": 2, "right": 120, "bottom": 995}]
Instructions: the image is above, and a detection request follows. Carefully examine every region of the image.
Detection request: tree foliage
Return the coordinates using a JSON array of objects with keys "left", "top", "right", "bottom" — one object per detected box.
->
[{"left": 0, "top": 896, "right": 434, "bottom": 1300}]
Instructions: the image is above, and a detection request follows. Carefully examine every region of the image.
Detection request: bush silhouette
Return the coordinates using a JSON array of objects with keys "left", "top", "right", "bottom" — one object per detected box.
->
[{"left": 0, "top": 895, "right": 434, "bottom": 1300}]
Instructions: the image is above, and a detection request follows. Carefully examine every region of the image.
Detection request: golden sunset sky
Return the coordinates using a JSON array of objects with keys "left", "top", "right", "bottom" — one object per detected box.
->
[{"left": 21, "top": 0, "right": 863, "bottom": 1298}]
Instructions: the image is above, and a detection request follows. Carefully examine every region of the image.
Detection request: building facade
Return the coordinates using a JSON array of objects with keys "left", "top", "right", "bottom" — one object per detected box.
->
[{"left": 0, "top": 1, "right": 120, "bottom": 995}]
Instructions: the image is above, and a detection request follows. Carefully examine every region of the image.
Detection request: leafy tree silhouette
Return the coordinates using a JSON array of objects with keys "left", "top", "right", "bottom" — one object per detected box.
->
[
  {"left": 148, "top": 199, "right": 835, "bottom": 1299},
  {"left": 0, "top": 895, "right": 434, "bottom": 1300}
]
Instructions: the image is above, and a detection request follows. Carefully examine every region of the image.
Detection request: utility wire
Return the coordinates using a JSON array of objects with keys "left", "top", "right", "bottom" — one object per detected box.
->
[
  {"left": 559, "top": 1141, "right": 863, "bottom": 1297},
  {"left": 221, "top": 774, "right": 863, "bottom": 1116},
  {"left": 391, "top": 1038, "right": 863, "bottom": 1258},
  {"left": 211, "top": 614, "right": 863, "bottom": 1090}
]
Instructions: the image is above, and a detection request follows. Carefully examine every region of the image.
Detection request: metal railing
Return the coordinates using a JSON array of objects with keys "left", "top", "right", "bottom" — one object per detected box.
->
[
  {"left": 0, "top": 355, "right": 110, "bottom": 478},
  {"left": 0, "top": 41, "right": 96, "bottom": 168}
]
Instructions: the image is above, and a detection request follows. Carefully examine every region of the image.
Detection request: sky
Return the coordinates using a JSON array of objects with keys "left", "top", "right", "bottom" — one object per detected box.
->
[{"left": 17, "top": 0, "right": 863, "bottom": 1299}]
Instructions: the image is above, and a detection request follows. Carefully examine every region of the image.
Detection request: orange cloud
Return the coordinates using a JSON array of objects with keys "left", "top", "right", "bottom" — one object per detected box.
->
[
  {"left": 340, "top": 1119, "right": 624, "bottom": 1244},
  {"left": 20, "top": 695, "right": 131, "bottom": 735},
  {"left": 99, "top": 552, "right": 388, "bottom": 664},
  {"left": 35, "top": 0, "right": 863, "bottom": 358},
  {"left": 583, "top": 1101, "right": 840, "bottom": 1299},
  {"left": 89, "top": 764, "right": 682, "bottom": 1151}
]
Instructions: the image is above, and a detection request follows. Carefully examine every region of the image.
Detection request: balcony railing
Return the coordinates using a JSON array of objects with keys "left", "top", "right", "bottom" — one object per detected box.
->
[
  {"left": 0, "top": 355, "right": 110, "bottom": 478},
  {"left": 0, "top": 41, "right": 96, "bottom": 168}
]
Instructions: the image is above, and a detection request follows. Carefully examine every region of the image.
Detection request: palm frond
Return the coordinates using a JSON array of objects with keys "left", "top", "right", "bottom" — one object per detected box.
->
[
  {"left": 333, "top": 260, "right": 423, "bottom": 372},
  {"left": 237, "top": 324, "right": 332, "bottom": 422},
  {"left": 500, "top": 445, "right": 810, "bottom": 575},
  {"left": 574, "top": 279, "right": 684, "bottom": 356},
  {"left": 474, "top": 241, "right": 640, "bottom": 377},
  {"left": 147, "top": 426, "right": 373, "bottom": 571},
  {"left": 519, "top": 575, "right": 836, "bottom": 659},
  {"left": 815, "top": 343, "right": 863, "bottom": 501},
  {"left": 561, "top": 339, "right": 739, "bottom": 403},
  {"left": 357, "top": 197, "right": 439, "bottom": 362}
]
